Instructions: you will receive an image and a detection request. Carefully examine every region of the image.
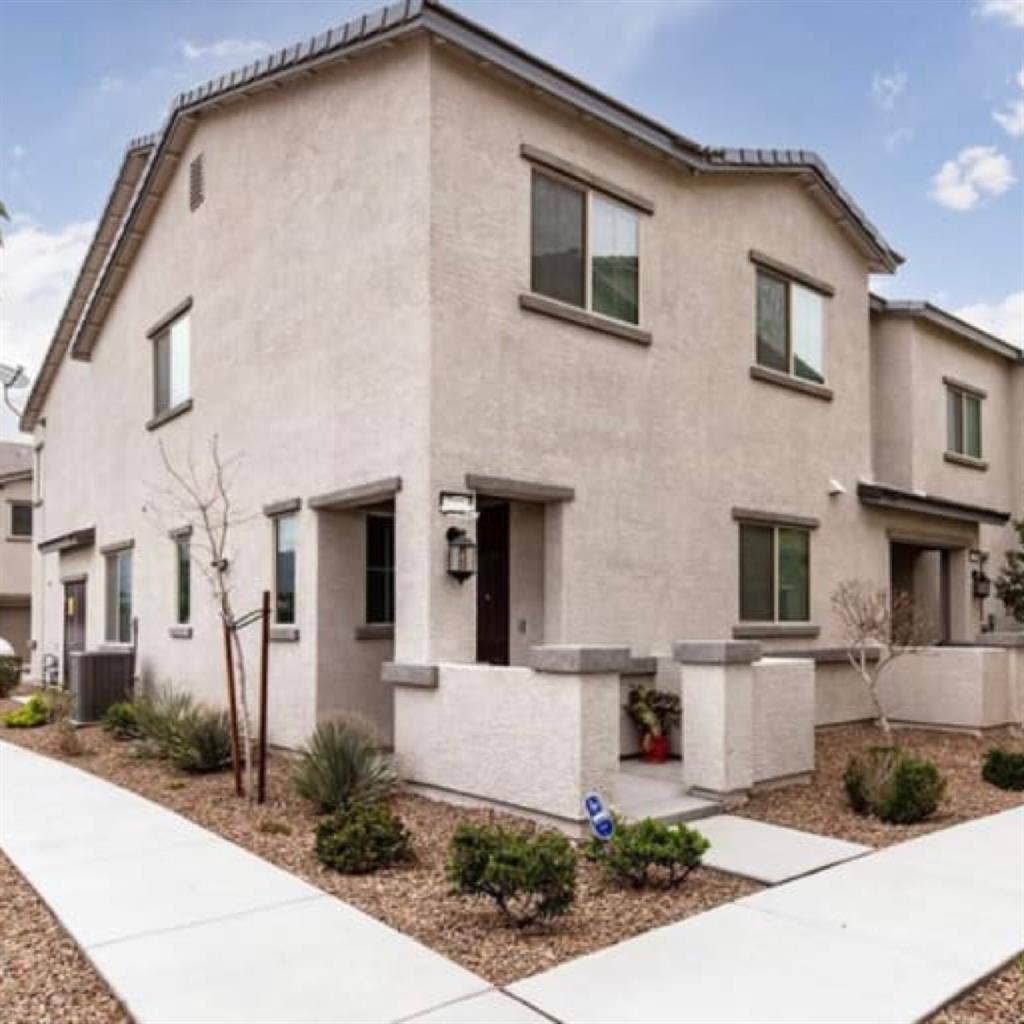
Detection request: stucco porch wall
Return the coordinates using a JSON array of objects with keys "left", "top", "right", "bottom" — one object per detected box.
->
[
  {"left": 393, "top": 661, "right": 620, "bottom": 823},
  {"left": 878, "top": 645, "right": 1020, "bottom": 729}
]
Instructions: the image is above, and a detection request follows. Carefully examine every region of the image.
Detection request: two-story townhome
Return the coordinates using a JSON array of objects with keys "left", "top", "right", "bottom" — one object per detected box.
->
[
  {"left": 21, "top": 0, "right": 1022, "bottom": 753},
  {"left": 0, "top": 441, "right": 34, "bottom": 663}
]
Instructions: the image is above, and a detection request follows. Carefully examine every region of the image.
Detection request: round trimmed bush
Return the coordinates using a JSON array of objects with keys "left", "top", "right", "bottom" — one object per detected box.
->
[
  {"left": 586, "top": 816, "right": 709, "bottom": 888},
  {"left": 447, "top": 822, "right": 577, "bottom": 927},
  {"left": 844, "top": 746, "right": 946, "bottom": 824},
  {"left": 102, "top": 701, "right": 141, "bottom": 740},
  {"left": 315, "top": 802, "right": 413, "bottom": 874},
  {"left": 982, "top": 748, "right": 1024, "bottom": 792},
  {"left": 3, "top": 694, "right": 51, "bottom": 729}
]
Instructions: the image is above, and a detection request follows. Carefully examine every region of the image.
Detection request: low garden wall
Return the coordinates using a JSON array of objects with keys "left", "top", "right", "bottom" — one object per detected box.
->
[
  {"left": 389, "top": 646, "right": 627, "bottom": 826},
  {"left": 879, "top": 645, "right": 1021, "bottom": 730}
]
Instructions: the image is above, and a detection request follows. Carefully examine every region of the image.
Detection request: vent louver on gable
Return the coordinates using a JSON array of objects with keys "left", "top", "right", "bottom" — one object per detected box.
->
[{"left": 189, "top": 154, "right": 204, "bottom": 211}]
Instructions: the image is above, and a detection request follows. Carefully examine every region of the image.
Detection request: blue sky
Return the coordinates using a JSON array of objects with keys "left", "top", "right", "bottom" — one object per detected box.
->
[{"left": 1, "top": 0, "right": 1022, "bottom": 437}]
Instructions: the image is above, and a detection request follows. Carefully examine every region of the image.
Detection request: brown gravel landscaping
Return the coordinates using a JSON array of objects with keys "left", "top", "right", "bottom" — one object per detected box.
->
[
  {"left": 0, "top": 852, "right": 128, "bottom": 1024},
  {"left": 928, "top": 957, "right": 1023, "bottom": 1024},
  {"left": 0, "top": 694, "right": 758, "bottom": 987},
  {"left": 739, "top": 722, "right": 1024, "bottom": 847}
]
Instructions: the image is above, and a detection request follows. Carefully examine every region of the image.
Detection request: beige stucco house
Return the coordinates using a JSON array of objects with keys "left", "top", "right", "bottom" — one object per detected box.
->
[
  {"left": 0, "top": 441, "right": 33, "bottom": 663},
  {"left": 21, "top": 1, "right": 1023, "bottom": 819}
]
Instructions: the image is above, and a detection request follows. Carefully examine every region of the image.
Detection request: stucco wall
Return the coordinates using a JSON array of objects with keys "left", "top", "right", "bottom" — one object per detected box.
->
[
  {"left": 425, "top": 46, "right": 892, "bottom": 659},
  {"left": 32, "top": 39, "right": 432, "bottom": 747},
  {"left": 815, "top": 661, "right": 875, "bottom": 725},
  {"left": 0, "top": 476, "right": 32, "bottom": 597},
  {"left": 753, "top": 658, "right": 816, "bottom": 783},
  {"left": 394, "top": 663, "right": 619, "bottom": 822}
]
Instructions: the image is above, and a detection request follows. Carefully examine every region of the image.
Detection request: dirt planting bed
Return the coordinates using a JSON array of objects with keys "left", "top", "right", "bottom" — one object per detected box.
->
[{"left": 739, "top": 722, "right": 1024, "bottom": 847}]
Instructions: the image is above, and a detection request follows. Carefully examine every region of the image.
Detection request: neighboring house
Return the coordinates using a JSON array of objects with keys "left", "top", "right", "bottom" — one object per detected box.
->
[
  {"left": 0, "top": 441, "right": 34, "bottom": 663},
  {"left": 20, "top": 0, "right": 1023, "bottom": 752}
]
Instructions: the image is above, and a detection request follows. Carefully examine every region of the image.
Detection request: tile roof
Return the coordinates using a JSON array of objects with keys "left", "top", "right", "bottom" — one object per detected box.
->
[{"left": 0, "top": 441, "right": 32, "bottom": 479}]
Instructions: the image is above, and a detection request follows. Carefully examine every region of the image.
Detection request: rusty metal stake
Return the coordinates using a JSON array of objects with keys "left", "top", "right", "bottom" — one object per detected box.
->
[
  {"left": 223, "top": 620, "right": 244, "bottom": 798},
  {"left": 257, "top": 590, "right": 270, "bottom": 805}
]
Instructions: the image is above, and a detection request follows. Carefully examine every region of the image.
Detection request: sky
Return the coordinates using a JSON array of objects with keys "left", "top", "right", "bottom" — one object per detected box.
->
[{"left": 1, "top": 0, "right": 1022, "bottom": 440}]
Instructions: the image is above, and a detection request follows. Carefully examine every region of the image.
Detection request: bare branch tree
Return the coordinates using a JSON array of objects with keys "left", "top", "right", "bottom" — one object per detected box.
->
[
  {"left": 145, "top": 436, "right": 257, "bottom": 799},
  {"left": 831, "top": 579, "right": 934, "bottom": 739}
]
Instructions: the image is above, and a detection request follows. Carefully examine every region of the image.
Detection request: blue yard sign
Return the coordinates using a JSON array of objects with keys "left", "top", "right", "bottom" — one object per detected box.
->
[{"left": 583, "top": 792, "right": 615, "bottom": 841}]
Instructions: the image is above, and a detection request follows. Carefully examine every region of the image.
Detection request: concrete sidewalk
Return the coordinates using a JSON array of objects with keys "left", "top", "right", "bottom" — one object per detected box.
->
[
  {"left": 511, "top": 806, "right": 1024, "bottom": 1023},
  {"left": 0, "top": 742, "right": 540, "bottom": 1024}
]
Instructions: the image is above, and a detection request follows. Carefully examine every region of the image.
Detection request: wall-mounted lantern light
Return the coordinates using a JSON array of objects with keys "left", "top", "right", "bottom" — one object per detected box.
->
[
  {"left": 446, "top": 526, "right": 477, "bottom": 583},
  {"left": 972, "top": 570, "right": 992, "bottom": 599}
]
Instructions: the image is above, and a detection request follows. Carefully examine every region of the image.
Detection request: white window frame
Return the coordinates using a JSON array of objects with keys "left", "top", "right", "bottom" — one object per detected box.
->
[
  {"left": 152, "top": 310, "right": 191, "bottom": 417},
  {"left": 946, "top": 384, "right": 983, "bottom": 459}
]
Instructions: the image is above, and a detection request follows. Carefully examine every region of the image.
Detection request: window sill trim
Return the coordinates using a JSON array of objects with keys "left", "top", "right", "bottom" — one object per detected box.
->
[
  {"left": 5, "top": 536, "right": 32, "bottom": 543},
  {"left": 356, "top": 623, "right": 394, "bottom": 641},
  {"left": 733, "top": 623, "right": 821, "bottom": 640},
  {"left": 943, "top": 451, "right": 988, "bottom": 472},
  {"left": 519, "top": 293, "right": 652, "bottom": 347},
  {"left": 270, "top": 626, "right": 300, "bottom": 643},
  {"left": 146, "top": 399, "right": 193, "bottom": 432},
  {"left": 168, "top": 625, "right": 193, "bottom": 639},
  {"left": 750, "top": 365, "right": 832, "bottom": 401}
]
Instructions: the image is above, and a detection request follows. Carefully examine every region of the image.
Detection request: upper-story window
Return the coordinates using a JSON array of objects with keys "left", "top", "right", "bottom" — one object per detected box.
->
[
  {"left": 946, "top": 382, "right": 982, "bottom": 460},
  {"left": 9, "top": 501, "right": 32, "bottom": 538},
  {"left": 152, "top": 309, "right": 190, "bottom": 417},
  {"left": 175, "top": 535, "right": 191, "bottom": 625},
  {"left": 531, "top": 170, "right": 639, "bottom": 325},
  {"left": 756, "top": 269, "right": 826, "bottom": 385}
]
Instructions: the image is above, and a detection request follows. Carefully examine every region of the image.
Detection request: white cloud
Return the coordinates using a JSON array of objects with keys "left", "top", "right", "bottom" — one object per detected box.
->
[
  {"left": 993, "top": 98, "right": 1024, "bottom": 135},
  {"left": 976, "top": 0, "right": 1024, "bottom": 27},
  {"left": 955, "top": 291, "right": 1024, "bottom": 348},
  {"left": 99, "top": 75, "right": 124, "bottom": 94},
  {"left": 872, "top": 67, "right": 908, "bottom": 110},
  {"left": 884, "top": 126, "right": 914, "bottom": 151},
  {"left": 0, "top": 219, "right": 95, "bottom": 439},
  {"left": 929, "top": 146, "right": 1015, "bottom": 210},
  {"left": 181, "top": 38, "right": 270, "bottom": 61}
]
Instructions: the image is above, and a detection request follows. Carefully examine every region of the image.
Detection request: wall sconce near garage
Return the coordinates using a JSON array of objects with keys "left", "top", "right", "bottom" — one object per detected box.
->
[
  {"left": 446, "top": 527, "right": 477, "bottom": 583},
  {"left": 970, "top": 550, "right": 991, "bottom": 599}
]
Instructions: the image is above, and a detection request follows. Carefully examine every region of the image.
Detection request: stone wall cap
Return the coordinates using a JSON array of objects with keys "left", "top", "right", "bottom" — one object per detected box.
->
[
  {"left": 383, "top": 662, "right": 438, "bottom": 688},
  {"left": 672, "top": 640, "right": 762, "bottom": 665},
  {"left": 528, "top": 645, "right": 632, "bottom": 674}
]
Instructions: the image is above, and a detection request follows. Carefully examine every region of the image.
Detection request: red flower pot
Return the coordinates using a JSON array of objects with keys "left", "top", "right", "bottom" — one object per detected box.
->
[{"left": 642, "top": 734, "right": 670, "bottom": 763}]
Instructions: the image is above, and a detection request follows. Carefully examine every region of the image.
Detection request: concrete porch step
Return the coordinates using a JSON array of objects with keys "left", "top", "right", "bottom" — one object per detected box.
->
[{"left": 613, "top": 759, "right": 721, "bottom": 824}]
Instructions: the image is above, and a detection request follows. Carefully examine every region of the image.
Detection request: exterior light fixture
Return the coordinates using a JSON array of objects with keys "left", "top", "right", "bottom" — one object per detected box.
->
[
  {"left": 446, "top": 526, "right": 477, "bottom": 583},
  {"left": 972, "top": 569, "right": 992, "bottom": 599}
]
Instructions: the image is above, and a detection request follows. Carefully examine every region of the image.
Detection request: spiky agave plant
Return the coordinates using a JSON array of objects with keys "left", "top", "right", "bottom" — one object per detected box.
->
[{"left": 292, "top": 718, "right": 398, "bottom": 813}]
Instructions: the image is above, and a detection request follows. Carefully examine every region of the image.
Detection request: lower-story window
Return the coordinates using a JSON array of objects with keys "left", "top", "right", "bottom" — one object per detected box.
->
[
  {"left": 365, "top": 514, "right": 395, "bottom": 625},
  {"left": 274, "top": 513, "right": 297, "bottom": 625},
  {"left": 105, "top": 548, "right": 133, "bottom": 642},
  {"left": 175, "top": 536, "right": 191, "bottom": 625},
  {"left": 739, "top": 522, "right": 810, "bottom": 622}
]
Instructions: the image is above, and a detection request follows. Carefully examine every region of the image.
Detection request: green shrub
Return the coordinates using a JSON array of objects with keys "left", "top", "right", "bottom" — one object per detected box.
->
[
  {"left": 292, "top": 719, "right": 398, "bottom": 813},
  {"left": 844, "top": 746, "right": 946, "bottom": 824},
  {"left": 3, "top": 694, "right": 51, "bottom": 729},
  {"left": 102, "top": 701, "right": 141, "bottom": 740},
  {"left": 447, "top": 823, "right": 577, "bottom": 927},
  {"left": 0, "top": 656, "right": 21, "bottom": 698},
  {"left": 315, "top": 802, "right": 413, "bottom": 874},
  {"left": 586, "top": 816, "right": 709, "bottom": 888},
  {"left": 168, "top": 707, "right": 232, "bottom": 773},
  {"left": 982, "top": 748, "right": 1024, "bottom": 792},
  {"left": 134, "top": 688, "right": 195, "bottom": 756}
]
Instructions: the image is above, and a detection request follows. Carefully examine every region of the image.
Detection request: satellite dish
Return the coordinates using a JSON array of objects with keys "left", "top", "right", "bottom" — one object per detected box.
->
[{"left": 0, "top": 363, "right": 29, "bottom": 389}]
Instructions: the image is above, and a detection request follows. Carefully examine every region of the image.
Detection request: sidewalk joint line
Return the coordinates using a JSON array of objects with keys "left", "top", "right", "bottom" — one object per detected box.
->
[{"left": 391, "top": 984, "right": 494, "bottom": 1023}]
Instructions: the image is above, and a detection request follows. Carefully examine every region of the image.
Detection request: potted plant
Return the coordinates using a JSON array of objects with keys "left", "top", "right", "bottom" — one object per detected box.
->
[{"left": 626, "top": 684, "right": 681, "bottom": 763}]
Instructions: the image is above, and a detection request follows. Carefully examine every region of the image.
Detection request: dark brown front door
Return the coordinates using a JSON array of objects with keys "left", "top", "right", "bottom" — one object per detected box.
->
[
  {"left": 63, "top": 580, "right": 86, "bottom": 685},
  {"left": 476, "top": 503, "right": 510, "bottom": 665}
]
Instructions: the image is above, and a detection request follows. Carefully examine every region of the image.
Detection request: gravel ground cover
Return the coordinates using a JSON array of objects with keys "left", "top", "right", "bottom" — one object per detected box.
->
[
  {"left": 928, "top": 958, "right": 1023, "bottom": 1024},
  {"left": 739, "top": 722, "right": 1024, "bottom": 847},
  {"left": 0, "top": 852, "right": 129, "bottom": 1024},
  {"left": 0, "top": 697, "right": 757, "bottom": 987}
]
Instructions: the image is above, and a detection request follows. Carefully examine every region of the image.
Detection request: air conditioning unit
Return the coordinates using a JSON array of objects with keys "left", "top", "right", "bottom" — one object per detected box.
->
[{"left": 69, "top": 650, "right": 134, "bottom": 723}]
